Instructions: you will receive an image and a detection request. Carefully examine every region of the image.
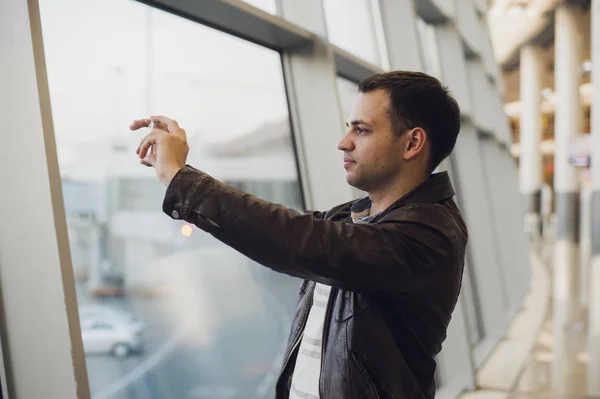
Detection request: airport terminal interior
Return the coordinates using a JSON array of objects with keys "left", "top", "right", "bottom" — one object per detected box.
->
[{"left": 1, "top": 0, "right": 599, "bottom": 398}]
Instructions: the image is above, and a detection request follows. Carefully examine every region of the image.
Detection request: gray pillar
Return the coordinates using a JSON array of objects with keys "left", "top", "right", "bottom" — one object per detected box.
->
[
  {"left": 552, "top": 4, "right": 585, "bottom": 392},
  {"left": 519, "top": 45, "right": 544, "bottom": 232},
  {"left": 588, "top": 0, "right": 600, "bottom": 394},
  {"left": 0, "top": 0, "right": 89, "bottom": 397}
]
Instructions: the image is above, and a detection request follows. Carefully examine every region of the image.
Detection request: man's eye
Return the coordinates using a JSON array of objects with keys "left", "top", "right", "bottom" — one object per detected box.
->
[{"left": 357, "top": 128, "right": 368, "bottom": 134}]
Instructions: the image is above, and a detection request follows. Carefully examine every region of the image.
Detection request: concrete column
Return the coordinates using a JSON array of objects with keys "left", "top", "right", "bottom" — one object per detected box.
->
[
  {"left": 519, "top": 45, "right": 544, "bottom": 233},
  {"left": 552, "top": 4, "right": 584, "bottom": 392},
  {"left": 588, "top": 0, "right": 600, "bottom": 394},
  {"left": 0, "top": 0, "right": 89, "bottom": 397}
]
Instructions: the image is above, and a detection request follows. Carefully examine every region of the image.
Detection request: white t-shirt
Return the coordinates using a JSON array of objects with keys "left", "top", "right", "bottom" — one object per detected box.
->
[{"left": 288, "top": 283, "right": 332, "bottom": 399}]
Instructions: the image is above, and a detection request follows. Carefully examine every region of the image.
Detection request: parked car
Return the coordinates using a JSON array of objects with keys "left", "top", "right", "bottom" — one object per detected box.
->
[{"left": 79, "top": 304, "right": 144, "bottom": 358}]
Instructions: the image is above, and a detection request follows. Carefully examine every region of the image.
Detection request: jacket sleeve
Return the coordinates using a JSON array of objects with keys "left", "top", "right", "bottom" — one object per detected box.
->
[{"left": 163, "top": 166, "right": 461, "bottom": 296}]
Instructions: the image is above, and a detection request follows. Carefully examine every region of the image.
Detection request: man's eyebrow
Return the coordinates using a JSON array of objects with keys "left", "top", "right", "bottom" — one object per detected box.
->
[{"left": 346, "top": 120, "right": 374, "bottom": 128}]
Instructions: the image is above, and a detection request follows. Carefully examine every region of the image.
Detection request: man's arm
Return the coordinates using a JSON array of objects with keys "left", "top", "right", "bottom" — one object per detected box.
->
[{"left": 163, "top": 166, "right": 459, "bottom": 297}]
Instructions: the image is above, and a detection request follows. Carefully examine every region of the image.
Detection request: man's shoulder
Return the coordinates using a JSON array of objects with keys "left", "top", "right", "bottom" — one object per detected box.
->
[
  {"left": 384, "top": 201, "right": 449, "bottom": 220},
  {"left": 382, "top": 200, "right": 465, "bottom": 229}
]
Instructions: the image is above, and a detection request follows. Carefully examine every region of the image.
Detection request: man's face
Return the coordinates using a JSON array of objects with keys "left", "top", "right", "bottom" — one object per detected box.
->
[{"left": 337, "top": 89, "right": 408, "bottom": 192}]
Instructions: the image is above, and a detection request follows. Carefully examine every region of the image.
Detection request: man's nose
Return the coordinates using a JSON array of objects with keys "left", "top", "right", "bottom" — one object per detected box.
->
[{"left": 337, "top": 130, "right": 354, "bottom": 152}]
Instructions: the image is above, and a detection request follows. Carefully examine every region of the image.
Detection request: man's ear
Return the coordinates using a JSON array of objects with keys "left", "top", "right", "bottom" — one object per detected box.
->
[{"left": 404, "top": 127, "right": 427, "bottom": 160}]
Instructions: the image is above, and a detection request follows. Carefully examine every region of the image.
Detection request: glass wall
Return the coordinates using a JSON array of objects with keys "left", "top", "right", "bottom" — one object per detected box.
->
[
  {"left": 39, "top": 0, "right": 302, "bottom": 397},
  {"left": 323, "top": 0, "right": 386, "bottom": 66}
]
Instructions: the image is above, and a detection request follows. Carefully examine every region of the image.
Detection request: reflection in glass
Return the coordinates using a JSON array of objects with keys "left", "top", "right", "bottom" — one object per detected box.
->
[
  {"left": 323, "top": 0, "right": 386, "bottom": 66},
  {"left": 40, "top": 0, "right": 302, "bottom": 398}
]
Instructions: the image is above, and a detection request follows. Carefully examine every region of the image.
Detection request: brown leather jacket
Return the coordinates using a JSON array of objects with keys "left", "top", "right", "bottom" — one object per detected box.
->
[{"left": 163, "top": 166, "right": 467, "bottom": 399}]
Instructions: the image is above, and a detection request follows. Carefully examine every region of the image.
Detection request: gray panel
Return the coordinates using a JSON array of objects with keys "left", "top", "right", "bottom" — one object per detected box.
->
[
  {"left": 461, "top": 255, "right": 486, "bottom": 344},
  {"left": 379, "top": 0, "right": 424, "bottom": 72},
  {"left": 594, "top": 191, "right": 600, "bottom": 255},
  {"left": 136, "top": 0, "right": 315, "bottom": 51},
  {"left": 416, "top": 18, "right": 442, "bottom": 78},
  {"left": 491, "top": 88, "right": 513, "bottom": 145},
  {"left": 505, "top": 149, "right": 532, "bottom": 306},
  {"left": 480, "top": 137, "right": 530, "bottom": 316},
  {"left": 477, "top": 13, "right": 499, "bottom": 82},
  {"left": 455, "top": 0, "right": 482, "bottom": 57},
  {"left": 415, "top": 0, "right": 455, "bottom": 23},
  {"left": 556, "top": 192, "right": 581, "bottom": 243},
  {"left": 522, "top": 191, "right": 542, "bottom": 214},
  {"left": 466, "top": 59, "right": 494, "bottom": 133},
  {"left": 436, "top": 294, "right": 476, "bottom": 396},
  {"left": 435, "top": 24, "right": 473, "bottom": 118},
  {"left": 450, "top": 123, "right": 508, "bottom": 346}
]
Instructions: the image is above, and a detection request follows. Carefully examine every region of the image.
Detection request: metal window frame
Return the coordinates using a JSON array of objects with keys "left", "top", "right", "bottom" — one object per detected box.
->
[
  {"left": 416, "top": 0, "right": 455, "bottom": 23},
  {"left": 0, "top": 1, "right": 90, "bottom": 397}
]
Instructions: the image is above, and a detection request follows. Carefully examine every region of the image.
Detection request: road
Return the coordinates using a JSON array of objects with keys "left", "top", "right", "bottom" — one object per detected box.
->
[{"left": 78, "top": 246, "right": 302, "bottom": 399}]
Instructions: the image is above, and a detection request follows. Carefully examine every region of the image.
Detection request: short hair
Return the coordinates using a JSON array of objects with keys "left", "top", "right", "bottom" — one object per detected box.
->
[{"left": 358, "top": 71, "right": 461, "bottom": 172}]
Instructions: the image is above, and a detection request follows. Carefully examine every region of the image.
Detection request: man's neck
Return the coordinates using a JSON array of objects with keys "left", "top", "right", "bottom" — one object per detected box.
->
[{"left": 367, "top": 172, "right": 429, "bottom": 216}]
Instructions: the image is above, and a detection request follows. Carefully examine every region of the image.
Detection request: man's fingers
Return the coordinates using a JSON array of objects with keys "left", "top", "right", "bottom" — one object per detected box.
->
[
  {"left": 129, "top": 119, "right": 152, "bottom": 131},
  {"left": 138, "top": 133, "right": 159, "bottom": 159},
  {"left": 151, "top": 115, "right": 179, "bottom": 132},
  {"left": 154, "top": 121, "right": 168, "bottom": 132},
  {"left": 151, "top": 115, "right": 186, "bottom": 139},
  {"left": 136, "top": 129, "right": 165, "bottom": 155},
  {"left": 137, "top": 131, "right": 154, "bottom": 154}
]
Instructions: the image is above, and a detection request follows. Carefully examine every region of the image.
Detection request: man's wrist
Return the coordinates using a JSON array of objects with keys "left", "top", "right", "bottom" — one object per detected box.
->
[{"left": 160, "top": 165, "right": 183, "bottom": 187}]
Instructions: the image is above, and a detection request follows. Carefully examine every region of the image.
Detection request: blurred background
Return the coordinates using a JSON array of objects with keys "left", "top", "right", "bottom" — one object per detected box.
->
[{"left": 0, "top": 0, "right": 599, "bottom": 398}]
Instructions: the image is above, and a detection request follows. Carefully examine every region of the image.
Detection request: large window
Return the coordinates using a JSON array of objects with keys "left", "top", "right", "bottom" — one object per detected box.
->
[
  {"left": 40, "top": 1, "right": 302, "bottom": 398},
  {"left": 323, "top": 0, "right": 388, "bottom": 67}
]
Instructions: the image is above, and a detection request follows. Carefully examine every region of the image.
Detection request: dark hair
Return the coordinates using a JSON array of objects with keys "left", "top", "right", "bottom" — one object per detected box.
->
[{"left": 358, "top": 71, "right": 461, "bottom": 172}]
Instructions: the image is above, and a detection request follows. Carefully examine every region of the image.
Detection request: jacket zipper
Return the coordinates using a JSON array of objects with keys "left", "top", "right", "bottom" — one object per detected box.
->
[{"left": 318, "top": 287, "right": 337, "bottom": 397}]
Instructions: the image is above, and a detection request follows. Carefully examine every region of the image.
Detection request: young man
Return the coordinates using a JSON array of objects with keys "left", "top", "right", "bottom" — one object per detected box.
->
[{"left": 130, "top": 71, "right": 466, "bottom": 399}]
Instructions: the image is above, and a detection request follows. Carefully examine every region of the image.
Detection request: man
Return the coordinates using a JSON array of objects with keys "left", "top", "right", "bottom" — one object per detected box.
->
[{"left": 130, "top": 71, "right": 466, "bottom": 399}]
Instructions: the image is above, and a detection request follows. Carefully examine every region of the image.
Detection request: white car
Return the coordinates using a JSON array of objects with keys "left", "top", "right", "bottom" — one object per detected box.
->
[
  {"left": 79, "top": 305, "right": 144, "bottom": 358},
  {"left": 79, "top": 304, "right": 141, "bottom": 326}
]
